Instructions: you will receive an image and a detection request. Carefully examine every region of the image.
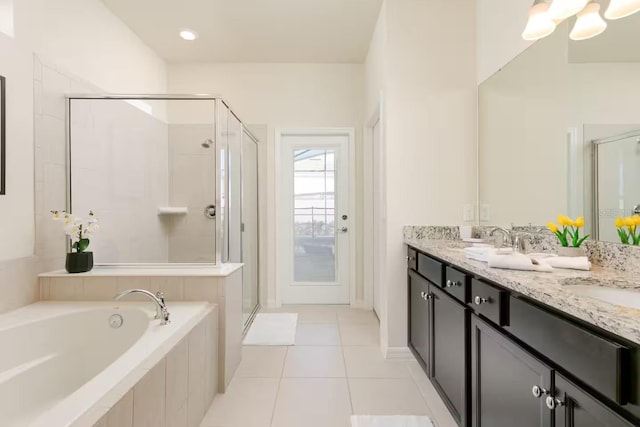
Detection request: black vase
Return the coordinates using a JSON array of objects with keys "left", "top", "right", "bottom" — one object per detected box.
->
[{"left": 65, "top": 252, "right": 94, "bottom": 273}]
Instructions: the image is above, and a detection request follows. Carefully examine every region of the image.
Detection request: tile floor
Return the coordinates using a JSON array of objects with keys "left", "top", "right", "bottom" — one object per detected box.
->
[{"left": 200, "top": 305, "right": 457, "bottom": 427}]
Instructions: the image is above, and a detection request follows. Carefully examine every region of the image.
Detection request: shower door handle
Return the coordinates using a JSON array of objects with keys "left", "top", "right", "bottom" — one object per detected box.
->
[{"left": 204, "top": 205, "right": 216, "bottom": 219}]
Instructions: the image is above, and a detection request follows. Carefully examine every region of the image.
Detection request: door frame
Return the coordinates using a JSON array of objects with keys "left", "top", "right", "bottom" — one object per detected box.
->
[{"left": 275, "top": 127, "right": 356, "bottom": 306}]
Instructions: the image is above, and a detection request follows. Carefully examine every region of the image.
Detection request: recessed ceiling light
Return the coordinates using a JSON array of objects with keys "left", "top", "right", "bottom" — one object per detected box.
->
[{"left": 180, "top": 29, "right": 198, "bottom": 41}]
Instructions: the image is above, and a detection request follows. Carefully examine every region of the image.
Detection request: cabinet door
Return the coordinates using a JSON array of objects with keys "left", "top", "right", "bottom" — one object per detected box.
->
[
  {"left": 553, "top": 374, "right": 636, "bottom": 427},
  {"left": 432, "top": 285, "right": 469, "bottom": 426},
  {"left": 408, "top": 270, "right": 431, "bottom": 371},
  {"left": 471, "top": 315, "right": 552, "bottom": 427}
]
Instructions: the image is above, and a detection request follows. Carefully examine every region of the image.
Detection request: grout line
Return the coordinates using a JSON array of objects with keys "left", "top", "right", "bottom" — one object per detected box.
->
[
  {"left": 269, "top": 346, "right": 288, "bottom": 427},
  {"left": 338, "top": 315, "right": 355, "bottom": 417}
]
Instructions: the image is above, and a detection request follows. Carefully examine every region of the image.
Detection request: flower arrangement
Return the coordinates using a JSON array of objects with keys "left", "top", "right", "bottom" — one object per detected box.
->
[
  {"left": 51, "top": 210, "right": 99, "bottom": 252},
  {"left": 615, "top": 215, "right": 640, "bottom": 245},
  {"left": 547, "top": 215, "right": 590, "bottom": 248}
]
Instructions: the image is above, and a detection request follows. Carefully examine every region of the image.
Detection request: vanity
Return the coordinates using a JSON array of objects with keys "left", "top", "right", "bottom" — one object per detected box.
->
[{"left": 405, "top": 238, "right": 640, "bottom": 427}]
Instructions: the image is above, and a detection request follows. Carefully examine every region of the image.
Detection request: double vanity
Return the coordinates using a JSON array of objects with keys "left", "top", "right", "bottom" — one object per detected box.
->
[{"left": 405, "top": 237, "right": 640, "bottom": 427}]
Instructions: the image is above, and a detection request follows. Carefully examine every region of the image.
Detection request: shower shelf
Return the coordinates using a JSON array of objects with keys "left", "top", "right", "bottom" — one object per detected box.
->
[{"left": 157, "top": 207, "right": 188, "bottom": 216}]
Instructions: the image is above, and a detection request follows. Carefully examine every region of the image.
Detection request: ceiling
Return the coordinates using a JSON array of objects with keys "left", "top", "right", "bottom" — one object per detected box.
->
[{"left": 101, "top": 0, "right": 383, "bottom": 63}]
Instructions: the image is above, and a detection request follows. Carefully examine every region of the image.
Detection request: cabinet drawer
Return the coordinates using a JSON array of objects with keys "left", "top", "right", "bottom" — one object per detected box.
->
[
  {"left": 470, "top": 278, "right": 508, "bottom": 326},
  {"left": 407, "top": 247, "right": 417, "bottom": 271},
  {"left": 507, "top": 296, "right": 630, "bottom": 405},
  {"left": 417, "top": 253, "right": 444, "bottom": 285},
  {"left": 444, "top": 266, "right": 469, "bottom": 303}
]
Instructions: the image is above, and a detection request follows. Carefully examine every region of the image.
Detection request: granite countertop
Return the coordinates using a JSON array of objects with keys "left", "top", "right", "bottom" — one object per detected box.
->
[{"left": 405, "top": 237, "right": 640, "bottom": 346}]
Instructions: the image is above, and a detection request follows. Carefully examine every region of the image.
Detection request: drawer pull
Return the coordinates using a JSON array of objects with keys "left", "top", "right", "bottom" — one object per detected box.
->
[
  {"left": 531, "top": 385, "right": 548, "bottom": 398},
  {"left": 446, "top": 280, "right": 459, "bottom": 288},
  {"left": 474, "top": 296, "right": 490, "bottom": 305},
  {"left": 545, "top": 396, "right": 564, "bottom": 410}
]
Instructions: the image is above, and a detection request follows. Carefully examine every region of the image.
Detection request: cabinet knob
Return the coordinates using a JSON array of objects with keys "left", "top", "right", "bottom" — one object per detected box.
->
[
  {"left": 545, "top": 396, "right": 564, "bottom": 410},
  {"left": 407, "top": 256, "right": 415, "bottom": 261},
  {"left": 425, "top": 293, "right": 433, "bottom": 300},
  {"left": 474, "top": 296, "right": 489, "bottom": 305},
  {"left": 531, "top": 385, "right": 548, "bottom": 398},
  {"left": 446, "top": 280, "right": 458, "bottom": 288},
  {"left": 420, "top": 291, "right": 426, "bottom": 299}
]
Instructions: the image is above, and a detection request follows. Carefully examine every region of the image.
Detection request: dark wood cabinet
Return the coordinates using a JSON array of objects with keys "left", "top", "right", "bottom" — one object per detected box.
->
[
  {"left": 553, "top": 374, "right": 635, "bottom": 427},
  {"left": 408, "top": 270, "right": 431, "bottom": 371},
  {"left": 432, "top": 285, "right": 469, "bottom": 426},
  {"left": 471, "top": 314, "right": 552, "bottom": 427}
]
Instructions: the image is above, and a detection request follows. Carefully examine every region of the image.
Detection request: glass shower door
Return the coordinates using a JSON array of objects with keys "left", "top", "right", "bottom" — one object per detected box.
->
[{"left": 242, "top": 128, "right": 260, "bottom": 328}]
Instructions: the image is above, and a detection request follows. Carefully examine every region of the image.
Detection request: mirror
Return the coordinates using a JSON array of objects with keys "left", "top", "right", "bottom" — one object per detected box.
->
[{"left": 479, "top": 15, "right": 640, "bottom": 243}]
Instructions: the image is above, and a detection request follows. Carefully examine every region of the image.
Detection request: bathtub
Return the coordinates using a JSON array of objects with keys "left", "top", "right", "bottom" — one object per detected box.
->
[{"left": 0, "top": 301, "right": 214, "bottom": 426}]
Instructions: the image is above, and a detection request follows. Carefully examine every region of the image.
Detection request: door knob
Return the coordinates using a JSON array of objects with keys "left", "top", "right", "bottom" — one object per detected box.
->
[{"left": 339, "top": 227, "right": 348, "bottom": 233}]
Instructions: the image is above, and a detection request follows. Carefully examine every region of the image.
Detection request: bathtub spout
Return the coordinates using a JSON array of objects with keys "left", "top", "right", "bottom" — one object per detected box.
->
[{"left": 114, "top": 289, "right": 171, "bottom": 325}]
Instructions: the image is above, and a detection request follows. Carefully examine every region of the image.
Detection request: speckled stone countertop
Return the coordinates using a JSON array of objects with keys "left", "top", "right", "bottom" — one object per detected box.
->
[{"left": 405, "top": 237, "right": 640, "bottom": 346}]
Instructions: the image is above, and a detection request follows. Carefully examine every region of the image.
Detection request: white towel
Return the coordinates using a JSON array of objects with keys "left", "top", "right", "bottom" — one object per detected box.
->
[
  {"left": 487, "top": 253, "right": 553, "bottom": 272},
  {"left": 464, "top": 247, "right": 513, "bottom": 263},
  {"left": 532, "top": 256, "right": 591, "bottom": 271}
]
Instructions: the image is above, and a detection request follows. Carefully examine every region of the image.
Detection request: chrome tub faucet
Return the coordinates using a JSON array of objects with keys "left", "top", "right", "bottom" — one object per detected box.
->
[{"left": 114, "top": 289, "right": 171, "bottom": 325}]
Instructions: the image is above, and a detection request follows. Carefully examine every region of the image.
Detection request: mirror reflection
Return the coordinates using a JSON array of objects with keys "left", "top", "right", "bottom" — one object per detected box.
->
[{"left": 479, "top": 15, "right": 640, "bottom": 243}]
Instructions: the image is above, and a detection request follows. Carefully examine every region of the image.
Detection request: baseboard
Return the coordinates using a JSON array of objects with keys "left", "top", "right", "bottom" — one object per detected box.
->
[{"left": 384, "top": 346, "right": 415, "bottom": 361}]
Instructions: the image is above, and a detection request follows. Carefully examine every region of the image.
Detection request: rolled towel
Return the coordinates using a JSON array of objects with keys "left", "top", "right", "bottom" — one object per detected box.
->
[
  {"left": 533, "top": 256, "right": 591, "bottom": 271},
  {"left": 487, "top": 253, "right": 553, "bottom": 272}
]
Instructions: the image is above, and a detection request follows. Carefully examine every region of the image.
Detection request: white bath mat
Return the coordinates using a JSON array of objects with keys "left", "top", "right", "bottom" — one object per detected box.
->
[
  {"left": 351, "top": 416, "right": 434, "bottom": 427},
  {"left": 243, "top": 313, "right": 298, "bottom": 345}
]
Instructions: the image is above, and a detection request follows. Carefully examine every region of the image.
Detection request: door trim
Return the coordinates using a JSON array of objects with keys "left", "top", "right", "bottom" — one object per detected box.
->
[{"left": 275, "top": 127, "right": 356, "bottom": 306}]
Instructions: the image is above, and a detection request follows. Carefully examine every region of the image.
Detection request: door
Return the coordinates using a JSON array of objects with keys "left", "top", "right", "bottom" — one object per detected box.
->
[
  {"left": 279, "top": 130, "right": 353, "bottom": 304},
  {"left": 471, "top": 315, "right": 552, "bottom": 427},
  {"left": 553, "top": 374, "right": 635, "bottom": 427},
  {"left": 432, "top": 285, "right": 469, "bottom": 426},
  {"left": 372, "top": 117, "right": 382, "bottom": 317},
  {"left": 408, "top": 270, "right": 431, "bottom": 372}
]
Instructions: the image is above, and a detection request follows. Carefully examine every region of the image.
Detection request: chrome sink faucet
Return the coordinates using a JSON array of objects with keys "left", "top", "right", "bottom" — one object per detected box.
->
[
  {"left": 489, "top": 227, "right": 526, "bottom": 253},
  {"left": 114, "top": 289, "right": 171, "bottom": 325}
]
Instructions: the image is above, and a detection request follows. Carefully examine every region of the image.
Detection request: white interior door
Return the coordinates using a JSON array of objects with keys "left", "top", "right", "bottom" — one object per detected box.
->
[
  {"left": 372, "top": 119, "right": 381, "bottom": 316},
  {"left": 279, "top": 130, "right": 352, "bottom": 304}
]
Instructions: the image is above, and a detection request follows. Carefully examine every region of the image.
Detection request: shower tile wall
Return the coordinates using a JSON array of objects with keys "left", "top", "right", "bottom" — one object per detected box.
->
[{"left": 168, "top": 124, "right": 216, "bottom": 263}]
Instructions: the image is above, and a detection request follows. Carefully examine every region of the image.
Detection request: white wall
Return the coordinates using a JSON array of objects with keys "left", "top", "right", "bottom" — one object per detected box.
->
[
  {"left": 366, "top": 0, "right": 477, "bottom": 353},
  {"left": 0, "top": 0, "right": 166, "bottom": 313},
  {"left": 168, "top": 63, "right": 365, "bottom": 307},
  {"left": 476, "top": 0, "right": 532, "bottom": 84}
]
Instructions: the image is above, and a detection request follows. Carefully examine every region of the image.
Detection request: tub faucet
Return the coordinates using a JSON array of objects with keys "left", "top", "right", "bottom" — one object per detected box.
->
[{"left": 114, "top": 289, "right": 171, "bottom": 325}]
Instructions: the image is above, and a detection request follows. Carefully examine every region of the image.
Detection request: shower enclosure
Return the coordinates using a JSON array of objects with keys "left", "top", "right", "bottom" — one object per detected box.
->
[{"left": 66, "top": 95, "right": 260, "bottom": 328}]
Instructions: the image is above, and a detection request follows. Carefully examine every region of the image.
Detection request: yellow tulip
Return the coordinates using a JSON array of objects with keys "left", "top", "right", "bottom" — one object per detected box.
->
[
  {"left": 547, "top": 222, "right": 558, "bottom": 233},
  {"left": 558, "top": 215, "right": 571, "bottom": 227},
  {"left": 615, "top": 217, "right": 625, "bottom": 228},
  {"left": 575, "top": 216, "right": 584, "bottom": 228},
  {"left": 633, "top": 214, "right": 640, "bottom": 226},
  {"left": 624, "top": 217, "right": 634, "bottom": 227}
]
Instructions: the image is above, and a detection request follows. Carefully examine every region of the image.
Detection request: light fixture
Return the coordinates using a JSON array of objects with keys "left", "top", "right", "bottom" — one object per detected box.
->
[
  {"left": 570, "top": 2, "right": 607, "bottom": 40},
  {"left": 179, "top": 29, "right": 198, "bottom": 41},
  {"left": 522, "top": 1, "right": 557, "bottom": 41},
  {"left": 548, "top": 0, "right": 589, "bottom": 20},
  {"left": 605, "top": 0, "right": 640, "bottom": 19}
]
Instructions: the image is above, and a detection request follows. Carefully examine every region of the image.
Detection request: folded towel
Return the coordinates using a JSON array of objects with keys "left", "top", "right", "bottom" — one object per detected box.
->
[
  {"left": 464, "top": 247, "right": 513, "bottom": 263},
  {"left": 487, "top": 253, "right": 553, "bottom": 272},
  {"left": 532, "top": 256, "right": 591, "bottom": 271}
]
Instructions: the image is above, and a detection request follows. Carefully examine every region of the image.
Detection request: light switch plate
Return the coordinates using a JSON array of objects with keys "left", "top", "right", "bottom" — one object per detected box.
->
[{"left": 480, "top": 204, "right": 490, "bottom": 222}]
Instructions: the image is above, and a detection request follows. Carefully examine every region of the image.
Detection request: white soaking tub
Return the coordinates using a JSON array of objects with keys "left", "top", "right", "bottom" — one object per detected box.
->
[{"left": 0, "top": 301, "right": 214, "bottom": 426}]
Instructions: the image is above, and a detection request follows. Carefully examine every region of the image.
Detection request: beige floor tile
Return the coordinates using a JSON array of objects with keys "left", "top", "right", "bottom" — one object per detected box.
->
[
  {"left": 349, "top": 378, "right": 431, "bottom": 416},
  {"left": 271, "top": 413, "right": 352, "bottom": 427},
  {"left": 337, "top": 308, "right": 379, "bottom": 324},
  {"left": 343, "top": 346, "right": 411, "bottom": 378},
  {"left": 295, "top": 323, "right": 341, "bottom": 346},
  {"left": 261, "top": 305, "right": 339, "bottom": 322},
  {"left": 406, "top": 361, "right": 458, "bottom": 427},
  {"left": 235, "top": 346, "right": 288, "bottom": 378},
  {"left": 339, "top": 322, "right": 380, "bottom": 346},
  {"left": 283, "top": 346, "right": 346, "bottom": 378},
  {"left": 272, "top": 378, "right": 352, "bottom": 424},
  {"left": 200, "top": 378, "right": 279, "bottom": 427}
]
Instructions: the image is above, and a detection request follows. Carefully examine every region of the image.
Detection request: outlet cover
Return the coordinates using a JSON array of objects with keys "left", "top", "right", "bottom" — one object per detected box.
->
[
  {"left": 463, "top": 204, "right": 475, "bottom": 221},
  {"left": 480, "top": 204, "right": 490, "bottom": 222}
]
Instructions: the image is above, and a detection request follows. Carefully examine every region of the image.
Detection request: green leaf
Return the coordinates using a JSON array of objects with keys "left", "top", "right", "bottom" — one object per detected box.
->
[
  {"left": 77, "top": 239, "right": 90, "bottom": 253},
  {"left": 575, "top": 235, "right": 589, "bottom": 247}
]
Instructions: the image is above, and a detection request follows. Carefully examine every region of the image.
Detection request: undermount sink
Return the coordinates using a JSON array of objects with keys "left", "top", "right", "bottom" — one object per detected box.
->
[{"left": 561, "top": 278, "right": 640, "bottom": 310}]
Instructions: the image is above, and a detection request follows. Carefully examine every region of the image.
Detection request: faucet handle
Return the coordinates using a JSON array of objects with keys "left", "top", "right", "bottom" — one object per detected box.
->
[{"left": 155, "top": 291, "right": 166, "bottom": 305}]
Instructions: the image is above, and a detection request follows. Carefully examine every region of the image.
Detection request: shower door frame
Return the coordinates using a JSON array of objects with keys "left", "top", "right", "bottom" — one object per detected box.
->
[
  {"left": 592, "top": 128, "right": 640, "bottom": 241},
  {"left": 65, "top": 94, "right": 246, "bottom": 266}
]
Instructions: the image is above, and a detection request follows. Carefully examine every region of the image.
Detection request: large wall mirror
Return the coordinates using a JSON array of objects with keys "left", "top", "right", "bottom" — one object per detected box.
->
[{"left": 479, "top": 15, "right": 640, "bottom": 243}]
